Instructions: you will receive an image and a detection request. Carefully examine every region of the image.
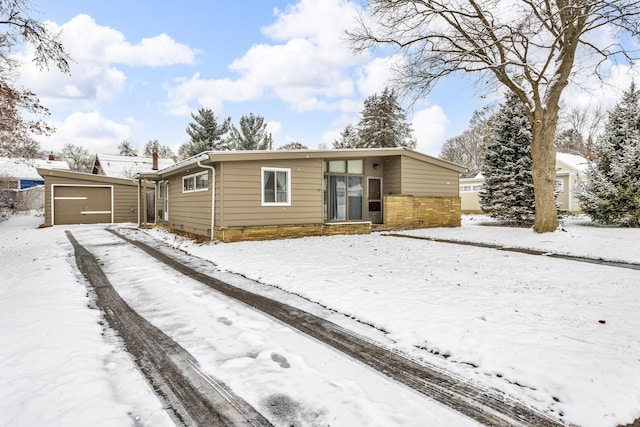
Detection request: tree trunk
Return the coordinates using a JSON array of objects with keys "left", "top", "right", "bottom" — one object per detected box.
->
[{"left": 530, "top": 112, "right": 559, "bottom": 233}]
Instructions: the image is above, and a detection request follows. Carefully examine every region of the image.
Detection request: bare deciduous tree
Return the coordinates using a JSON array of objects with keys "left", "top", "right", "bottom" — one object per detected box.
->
[
  {"left": 61, "top": 143, "right": 93, "bottom": 172},
  {"left": 350, "top": 0, "right": 640, "bottom": 232},
  {"left": 1, "top": 0, "right": 71, "bottom": 158},
  {"left": 279, "top": 141, "right": 308, "bottom": 150},
  {"left": 440, "top": 107, "right": 494, "bottom": 177},
  {"left": 557, "top": 105, "right": 606, "bottom": 158}
]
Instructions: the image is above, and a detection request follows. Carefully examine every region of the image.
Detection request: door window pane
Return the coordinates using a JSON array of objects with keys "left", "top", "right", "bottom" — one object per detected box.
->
[
  {"left": 368, "top": 178, "right": 381, "bottom": 200},
  {"left": 330, "top": 176, "right": 346, "bottom": 220},
  {"left": 348, "top": 176, "right": 363, "bottom": 220}
]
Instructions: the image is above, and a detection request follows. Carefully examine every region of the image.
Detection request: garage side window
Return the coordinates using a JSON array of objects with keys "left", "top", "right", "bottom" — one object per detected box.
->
[
  {"left": 183, "top": 171, "right": 209, "bottom": 193},
  {"left": 261, "top": 167, "right": 290, "bottom": 206}
]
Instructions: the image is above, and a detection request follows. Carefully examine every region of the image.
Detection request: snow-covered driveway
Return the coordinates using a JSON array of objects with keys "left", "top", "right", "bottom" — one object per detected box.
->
[{"left": 69, "top": 226, "right": 480, "bottom": 426}]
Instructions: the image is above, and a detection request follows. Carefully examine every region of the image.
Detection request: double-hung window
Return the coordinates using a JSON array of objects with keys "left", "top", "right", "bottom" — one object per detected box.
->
[
  {"left": 183, "top": 171, "right": 209, "bottom": 193},
  {"left": 262, "top": 167, "right": 291, "bottom": 206}
]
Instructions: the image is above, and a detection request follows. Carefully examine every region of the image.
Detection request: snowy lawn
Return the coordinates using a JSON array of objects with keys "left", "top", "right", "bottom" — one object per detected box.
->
[
  {"left": 0, "top": 212, "right": 173, "bottom": 427},
  {"left": 145, "top": 215, "right": 640, "bottom": 427},
  {"left": 2, "top": 211, "right": 639, "bottom": 427}
]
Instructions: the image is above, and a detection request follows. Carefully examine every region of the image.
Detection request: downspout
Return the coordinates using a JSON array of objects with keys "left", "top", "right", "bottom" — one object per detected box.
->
[
  {"left": 136, "top": 176, "right": 141, "bottom": 227},
  {"left": 197, "top": 160, "right": 216, "bottom": 240}
]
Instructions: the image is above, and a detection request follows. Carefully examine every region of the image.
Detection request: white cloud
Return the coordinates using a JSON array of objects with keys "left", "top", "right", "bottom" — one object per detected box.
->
[
  {"left": 16, "top": 14, "right": 197, "bottom": 107},
  {"left": 49, "top": 14, "right": 197, "bottom": 67},
  {"left": 356, "top": 55, "right": 403, "bottom": 96},
  {"left": 411, "top": 106, "right": 450, "bottom": 156},
  {"left": 266, "top": 121, "right": 282, "bottom": 138},
  {"left": 165, "top": 0, "right": 369, "bottom": 115},
  {"left": 36, "top": 111, "right": 133, "bottom": 154}
]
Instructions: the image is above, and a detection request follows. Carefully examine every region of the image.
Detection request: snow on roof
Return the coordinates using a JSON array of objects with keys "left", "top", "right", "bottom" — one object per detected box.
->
[
  {"left": 0, "top": 157, "right": 70, "bottom": 180},
  {"left": 556, "top": 152, "right": 589, "bottom": 172},
  {"left": 95, "top": 154, "right": 175, "bottom": 178}
]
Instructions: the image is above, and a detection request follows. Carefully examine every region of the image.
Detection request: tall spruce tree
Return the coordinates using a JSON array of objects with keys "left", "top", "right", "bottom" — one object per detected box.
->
[
  {"left": 576, "top": 82, "right": 640, "bottom": 227},
  {"left": 357, "top": 87, "right": 416, "bottom": 149},
  {"left": 227, "top": 113, "right": 273, "bottom": 150},
  {"left": 479, "top": 94, "right": 536, "bottom": 224},
  {"left": 333, "top": 124, "right": 362, "bottom": 148},
  {"left": 181, "top": 107, "right": 231, "bottom": 157}
]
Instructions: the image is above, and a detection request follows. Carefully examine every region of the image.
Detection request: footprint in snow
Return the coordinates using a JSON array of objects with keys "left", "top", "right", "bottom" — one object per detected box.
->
[
  {"left": 271, "top": 352, "right": 291, "bottom": 368},
  {"left": 217, "top": 317, "right": 232, "bottom": 326}
]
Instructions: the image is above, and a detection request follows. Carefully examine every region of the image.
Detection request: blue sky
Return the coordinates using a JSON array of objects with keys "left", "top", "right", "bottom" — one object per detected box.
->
[{"left": 17, "top": 0, "right": 639, "bottom": 157}]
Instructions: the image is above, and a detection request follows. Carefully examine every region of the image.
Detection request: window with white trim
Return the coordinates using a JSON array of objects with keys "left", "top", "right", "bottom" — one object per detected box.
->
[
  {"left": 262, "top": 167, "right": 291, "bottom": 206},
  {"left": 555, "top": 179, "right": 564, "bottom": 193},
  {"left": 183, "top": 171, "right": 209, "bottom": 193}
]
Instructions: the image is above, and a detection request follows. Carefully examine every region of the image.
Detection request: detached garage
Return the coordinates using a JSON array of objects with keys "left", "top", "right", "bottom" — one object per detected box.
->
[{"left": 37, "top": 168, "right": 149, "bottom": 226}]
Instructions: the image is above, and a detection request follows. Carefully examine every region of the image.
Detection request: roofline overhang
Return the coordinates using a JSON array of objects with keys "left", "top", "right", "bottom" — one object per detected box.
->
[{"left": 148, "top": 148, "right": 466, "bottom": 177}]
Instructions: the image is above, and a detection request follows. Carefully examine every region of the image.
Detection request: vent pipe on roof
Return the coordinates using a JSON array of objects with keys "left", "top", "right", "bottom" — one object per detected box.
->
[{"left": 152, "top": 152, "right": 158, "bottom": 170}]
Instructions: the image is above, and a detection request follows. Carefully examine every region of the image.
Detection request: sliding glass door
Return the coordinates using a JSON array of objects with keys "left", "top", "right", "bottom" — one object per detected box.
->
[{"left": 324, "top": 175, "right": 363, "bottom": 221}]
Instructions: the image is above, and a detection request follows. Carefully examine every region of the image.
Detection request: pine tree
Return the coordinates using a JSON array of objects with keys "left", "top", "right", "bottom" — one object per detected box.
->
[
  {"left": 142, "top": 139, "right": 177, "bottom": 161},
  {"left": 576, "top": 82, "right": 640, "bottom": 227},
  {"left": 479, "top": 94, "right": 536, "bottom": 224},
  {"left": 227, "top": 113, "right": 273, "bottom": 150},
  {"left": 333, "top": 124, "right": 362, "bottom": 148},
  {"left": 181, "top": 107, "right": 231, "bottom": 157},
  {"left": 357, "top": 87, "right": 416, "bottom": 149},
  {"left": 118, "top": 140, "right": 138, "bottom": 156}
]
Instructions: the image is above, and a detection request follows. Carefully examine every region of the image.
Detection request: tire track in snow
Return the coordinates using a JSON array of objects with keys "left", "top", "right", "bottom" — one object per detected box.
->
[
  {"left": 108, "top": 228, "right": 568, "bottom": 427},
  {"left": 66, "top": 230, "right": 272, "bottom": 427}
]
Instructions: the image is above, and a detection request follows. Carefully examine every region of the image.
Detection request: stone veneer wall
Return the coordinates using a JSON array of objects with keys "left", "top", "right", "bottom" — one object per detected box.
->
[
  {"left": 384, "top": 195, "right": 461, "bottom": 229},
  {"left": 214, "top": 222, "right": 372, "bottom": 243}
]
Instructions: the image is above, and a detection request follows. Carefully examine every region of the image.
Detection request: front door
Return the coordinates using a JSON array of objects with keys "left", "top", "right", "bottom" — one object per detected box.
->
[{"left": 368, "top": 177, "right": 382, "bottom": 224}]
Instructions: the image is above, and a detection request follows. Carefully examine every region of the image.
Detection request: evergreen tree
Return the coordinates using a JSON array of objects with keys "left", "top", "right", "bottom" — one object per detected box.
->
[
  {"left": 227, "top": 113, "right": 273, "bottom": 150},
  {"left": 576, "top": 82, "right": 640, "bottom": 227},
  {"left": 357, "top": 87, "right": 416, "bottom": 149},
  {"left": 333, "top": 124, "right": 362, "bottom": 148},
  {"left": 118, "top": 140, "right": 138, "bottom": 156},
  {"left": 181, "top": 107, "right": 231, "bottom": 157},
  {"left": 479, "top": 94, "right": 536, "bottom": 224},
  {"left": 142, "top": 139, "right": 177, "bottom": 161}
]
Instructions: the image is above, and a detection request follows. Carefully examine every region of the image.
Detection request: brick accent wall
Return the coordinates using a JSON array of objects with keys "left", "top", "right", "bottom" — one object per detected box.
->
[{"left": 384, "top": 195, "right": 461, "bottom": 229}]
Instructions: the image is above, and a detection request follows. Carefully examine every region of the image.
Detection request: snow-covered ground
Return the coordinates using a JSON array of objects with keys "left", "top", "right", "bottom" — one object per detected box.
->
[{"left": 2, "top": 211, "right": 639, "bottom": 426}]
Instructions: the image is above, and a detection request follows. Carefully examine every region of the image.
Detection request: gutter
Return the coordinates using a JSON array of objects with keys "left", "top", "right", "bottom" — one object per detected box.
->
[{"left": 157, "top": 152, "right": 210, "bottom": 176}]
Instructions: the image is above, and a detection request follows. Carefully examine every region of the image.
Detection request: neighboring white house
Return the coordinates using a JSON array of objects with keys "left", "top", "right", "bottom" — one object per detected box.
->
[
  {"left": 460, "top": 152, "right": 589, "bottom": 214},
  {"left": 92, "top": 153, "right": 175, "bottom": 178},
  {"left": 1, "top": 156, "right": 71, "bottom": 210}
]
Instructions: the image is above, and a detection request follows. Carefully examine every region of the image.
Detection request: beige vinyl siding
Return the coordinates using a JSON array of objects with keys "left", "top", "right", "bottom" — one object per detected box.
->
[
  {"left": 383, "top": 156, "right": 402, "bottom": 195},
  {"left": 217, "top": 159, "right": 323, "bottom": 227},
  {"left": 167, "top": 168, "right": 213, "bottom": 237},
  {"left": 400, "top": 155, "right": 460, "bottom": 197}
]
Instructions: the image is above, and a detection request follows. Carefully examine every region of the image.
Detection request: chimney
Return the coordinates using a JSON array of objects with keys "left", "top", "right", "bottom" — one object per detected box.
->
[
  {"left": 152, "top": 151, "right": 158, "bottom": 170},
  {"left": 48, "top": 154, "right": 55, "bottom": 161}
]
